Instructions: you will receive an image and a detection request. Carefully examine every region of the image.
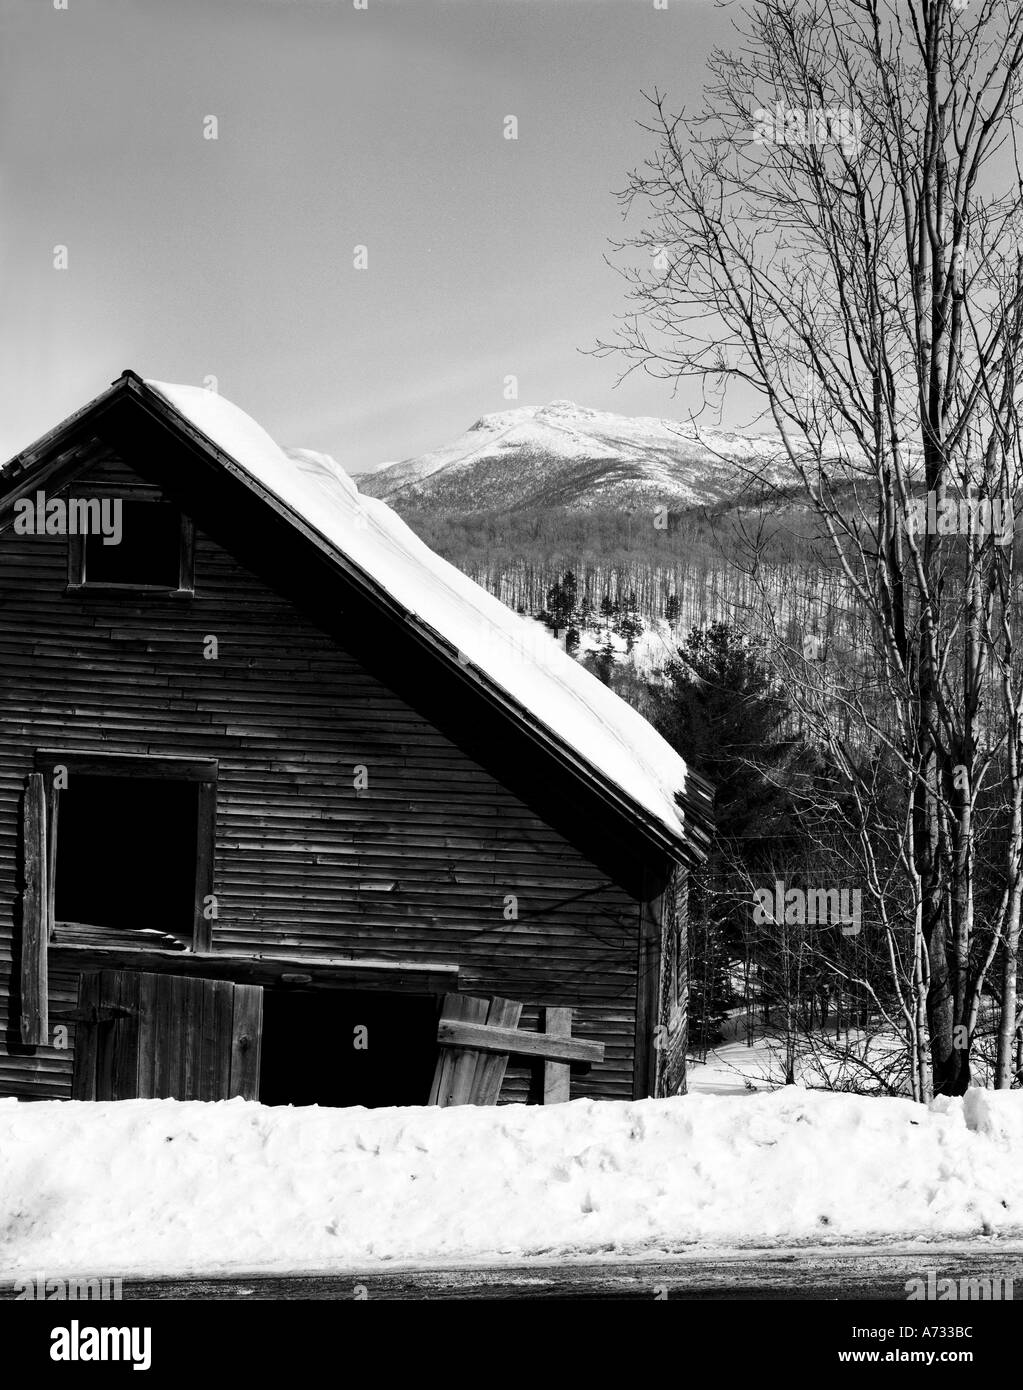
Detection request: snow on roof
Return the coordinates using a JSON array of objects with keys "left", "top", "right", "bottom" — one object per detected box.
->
[{"left": 147, "top": 381, "right": 693, "bottom": 846}]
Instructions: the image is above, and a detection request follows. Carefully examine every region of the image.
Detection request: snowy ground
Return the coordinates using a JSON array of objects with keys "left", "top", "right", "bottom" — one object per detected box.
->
[
  {"left": 2, "top": 1088, "right": 1023, "bottom": 1279},
  {"left": 688, "top": 1015, "right": 786, "bottom": 1095},
  {"left": 687, "top": 1009, "right": 890, "bottom": 1095},
  {"left": 524, "top": 612, "right": 680, "bottom": 680},
  {"left": 688, "top": 1006, "right": 1000, "bottom": 1095}
]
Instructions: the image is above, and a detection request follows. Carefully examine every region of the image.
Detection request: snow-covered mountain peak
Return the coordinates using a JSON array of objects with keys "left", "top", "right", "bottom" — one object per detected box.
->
[{"left": 361, "top": 401, "right": 797, "bottom": 513}]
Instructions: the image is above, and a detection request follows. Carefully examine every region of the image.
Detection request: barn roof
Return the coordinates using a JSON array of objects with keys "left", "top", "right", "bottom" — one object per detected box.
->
[{"left": 1, "top": 373, "right": 714, "bottom": 863}]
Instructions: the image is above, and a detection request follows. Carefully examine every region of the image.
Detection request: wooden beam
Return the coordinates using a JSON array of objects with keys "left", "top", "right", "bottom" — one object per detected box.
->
[
  {"left": 51, "top": 1004, "right": 135, "bottom": 1024},
  {"left": 542, "top": 1007, "right": 573, "bottom": 1103},
  {"left": 436, "top": 1018, "right": 604, "bottom": 1065},
  {"left": 20, "top": 773, "right": 49, "bottom": 1046},
  {"left": 49, "top": 943, "right": 458, "bottom": 996},
  {"left": 35, "top": 750, "right": 218, "bottom": 781}
]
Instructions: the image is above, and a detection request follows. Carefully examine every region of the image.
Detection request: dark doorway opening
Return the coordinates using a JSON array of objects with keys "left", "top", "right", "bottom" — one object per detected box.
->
[
  {"left": 259, "top": 989, "right": 440, "bottom": 1107},
  {"left": 54, "top": 775, "right": 199, "bottom": 943}
]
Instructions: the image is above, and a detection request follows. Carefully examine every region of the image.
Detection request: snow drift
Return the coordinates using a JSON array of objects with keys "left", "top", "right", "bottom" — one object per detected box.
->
[{"left": 2, "top": 1089, "right": 1022, "bottom": 1278}]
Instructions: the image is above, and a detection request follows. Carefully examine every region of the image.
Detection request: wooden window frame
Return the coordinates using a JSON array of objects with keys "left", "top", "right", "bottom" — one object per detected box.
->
[
  {"left": 66, "top": 502, "right": 195, "bottom": 597},
  {"left": 33, "top": 750, "right": 218, "bottom": 953}
]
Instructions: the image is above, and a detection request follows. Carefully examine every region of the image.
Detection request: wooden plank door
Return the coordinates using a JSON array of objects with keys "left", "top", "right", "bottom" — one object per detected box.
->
[{"left": 72, "top": 969, "right": 263, "bottom": 1101}]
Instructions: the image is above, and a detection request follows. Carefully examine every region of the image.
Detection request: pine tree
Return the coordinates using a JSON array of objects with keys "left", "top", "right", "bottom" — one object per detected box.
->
[
  {"left": 614, "top": 611, "right": 644, "bottom": 654},
  {"left": 653, "top": 621, "right": 796, "bottom": 863},
  {"left": 653, "top": 622, "right": 805, "bottom": 1041},
  {"left": 539, "top": 570, "right": 579, "bottom": 638}
]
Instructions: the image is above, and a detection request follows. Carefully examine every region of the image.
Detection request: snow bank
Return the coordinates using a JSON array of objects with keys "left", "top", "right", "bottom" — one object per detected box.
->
[
  {"left": 145, "top": 380, "right": 694, "bottom": 846},
  {"left": 3, "top": 1089, "right": 1022, "bottom": 1278}
]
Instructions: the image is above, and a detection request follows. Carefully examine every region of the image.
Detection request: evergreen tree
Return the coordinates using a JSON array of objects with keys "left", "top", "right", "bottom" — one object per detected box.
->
[
  {"left": 653, "top": 622, "right": 806, "bottom": 1043},
  {"left": 539, "top": 570, "right": 579, "bottom": 638},
  {"left": 653, "top": 621, "right": 796, "bottom": 864},
  {"left": 614, "top": 610, "right": 644, "bottom": 654}
]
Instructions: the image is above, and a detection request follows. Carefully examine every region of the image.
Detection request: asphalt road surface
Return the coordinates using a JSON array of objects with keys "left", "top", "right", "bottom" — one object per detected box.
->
[{"left": 11, "top": 1247, "right": 1018, "bottom": 1300}]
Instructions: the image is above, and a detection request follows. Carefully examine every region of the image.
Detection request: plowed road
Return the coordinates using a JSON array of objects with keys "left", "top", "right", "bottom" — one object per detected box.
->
[{"left": 9, "top": 1248, "right": 1018, "bottom": 1300}]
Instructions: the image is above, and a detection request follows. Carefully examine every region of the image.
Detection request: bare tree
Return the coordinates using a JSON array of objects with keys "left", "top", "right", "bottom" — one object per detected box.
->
[{"left": 599, "top": 0, "right": 1023, "bottom": 1094}]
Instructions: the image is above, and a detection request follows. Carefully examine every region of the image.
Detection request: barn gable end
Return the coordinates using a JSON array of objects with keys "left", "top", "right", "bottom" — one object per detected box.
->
[{"left": 0, "top": 376, "right": 712, "bottom": 1106}]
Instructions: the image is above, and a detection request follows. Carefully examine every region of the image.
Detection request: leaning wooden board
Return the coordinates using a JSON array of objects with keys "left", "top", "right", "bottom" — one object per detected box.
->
[{"left": 429, "top": 993, "right": 604, "bottom": 1106}]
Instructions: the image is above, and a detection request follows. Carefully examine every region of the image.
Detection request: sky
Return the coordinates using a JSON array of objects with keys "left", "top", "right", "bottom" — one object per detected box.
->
[{"left": 1, "top": 0, "right": 734, "bottom": 474}]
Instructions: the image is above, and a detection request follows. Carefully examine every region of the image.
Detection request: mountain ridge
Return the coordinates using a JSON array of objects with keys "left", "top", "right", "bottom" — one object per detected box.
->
[{"left": 358, "top": 400, "right": 798, "bottom": 514}]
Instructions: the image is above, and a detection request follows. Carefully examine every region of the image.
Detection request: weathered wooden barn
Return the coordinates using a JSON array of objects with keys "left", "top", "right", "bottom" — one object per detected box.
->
[{"left": 0, "top": 372, "right": 713, "bottom": 1107}]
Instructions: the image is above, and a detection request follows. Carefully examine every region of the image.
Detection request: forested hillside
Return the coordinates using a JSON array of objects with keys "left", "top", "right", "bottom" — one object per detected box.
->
[{"left": 397, "top": 499, "right": 862, "bottom": 669}]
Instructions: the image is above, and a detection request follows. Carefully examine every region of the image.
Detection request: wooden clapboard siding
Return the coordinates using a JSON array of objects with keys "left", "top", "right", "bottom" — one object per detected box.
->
[{"left": 0, "top": 451, "right": 644, "bottom": 1102}]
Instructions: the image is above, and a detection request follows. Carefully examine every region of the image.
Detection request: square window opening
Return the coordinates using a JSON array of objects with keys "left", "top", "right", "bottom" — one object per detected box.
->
[
  {"left": 54, "top": 774, "right": 200, "bottom": 946},
  {"left": 81, "top": 501, "right": 185, "bottom": 589}
]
